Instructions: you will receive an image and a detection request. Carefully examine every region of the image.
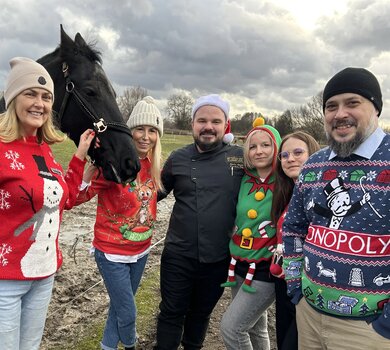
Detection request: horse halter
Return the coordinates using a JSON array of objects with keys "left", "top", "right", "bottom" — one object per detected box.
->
[{"left": 58, "top": 62, "right": 132, "bottom": 137}]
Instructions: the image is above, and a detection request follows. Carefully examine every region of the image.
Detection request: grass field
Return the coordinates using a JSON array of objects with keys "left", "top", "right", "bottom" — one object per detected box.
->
[
  {"left": 59, "top": 268, "right": 161, "bottom": 350},
  {"left": 51, "top": 133, "right": 193, "bottom": 169}
]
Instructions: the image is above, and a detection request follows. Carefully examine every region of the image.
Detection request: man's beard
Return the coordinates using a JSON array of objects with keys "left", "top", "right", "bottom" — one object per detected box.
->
[
  {"left": 193, "top": 132, "right": 222, "bottom": 152},
  {"left": 326, "top": 115, "right": 376, "bottom": 158},
  {"left": 327, "top": 131, "right": 365, "bottom": 158}
]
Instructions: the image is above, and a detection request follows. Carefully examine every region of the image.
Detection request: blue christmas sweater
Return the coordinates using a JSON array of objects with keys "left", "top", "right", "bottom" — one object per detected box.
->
[{"left": 282, "top": 129, "right": 390, "bottom": 339}]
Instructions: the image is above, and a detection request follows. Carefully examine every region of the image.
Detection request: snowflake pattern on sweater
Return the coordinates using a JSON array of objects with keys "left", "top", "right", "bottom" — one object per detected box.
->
[
  {"left": 282, "top": 132, "right": 390, "bottom": 338},
  {"left": 0, "top": 136, "right": 85, "bottom": 280}
]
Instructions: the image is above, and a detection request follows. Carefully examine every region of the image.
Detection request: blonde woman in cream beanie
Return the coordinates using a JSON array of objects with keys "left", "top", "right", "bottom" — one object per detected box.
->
[
  {"left": 0, "top": 57, "right": 95, "bottom": 350},
  {"left": 127, "top": 95, "right": 163, "bottom": 191},
  {"left": 76, "top": 96, "right": 163, "bottom": 350}
]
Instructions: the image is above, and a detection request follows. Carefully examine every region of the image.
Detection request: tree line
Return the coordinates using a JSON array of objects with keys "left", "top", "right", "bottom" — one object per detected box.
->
[
  {"left": 117, "top": 87, "right": 328, "bottom": 143},
  {"left": 2, "top": 86, "right": 386, "bottom": 142}
]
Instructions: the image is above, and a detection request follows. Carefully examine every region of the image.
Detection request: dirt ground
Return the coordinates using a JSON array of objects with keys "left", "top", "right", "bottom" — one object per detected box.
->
[{"left": 41, "top": 195, "right": 276, "bottom": 350}]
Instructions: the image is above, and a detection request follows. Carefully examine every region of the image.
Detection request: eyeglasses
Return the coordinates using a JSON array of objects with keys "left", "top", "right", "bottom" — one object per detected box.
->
[{"left": 278, "top": 148, "right": 307, "bottom": 161}]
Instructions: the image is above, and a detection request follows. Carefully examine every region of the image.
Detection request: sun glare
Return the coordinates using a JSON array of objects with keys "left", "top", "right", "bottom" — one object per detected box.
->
[{"left": 273, "top": 0, "right": 348, "bottom": 30}]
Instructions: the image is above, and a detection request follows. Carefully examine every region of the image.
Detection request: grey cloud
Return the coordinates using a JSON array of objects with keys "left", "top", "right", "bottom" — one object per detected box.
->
[{"left": 1, "top": 0, "right": 389, "bottom": 124}]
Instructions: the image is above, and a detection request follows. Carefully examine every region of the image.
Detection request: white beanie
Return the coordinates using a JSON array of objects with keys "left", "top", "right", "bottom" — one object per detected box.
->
[
  {"left": 4, "top": 57, "right": 54, "bottom": 108},
  {"left": 191, "top": 94, "right": 230, "bottom": 120},
  {"left": 127, "top": 96, "right": 163, "bottom": 136}
]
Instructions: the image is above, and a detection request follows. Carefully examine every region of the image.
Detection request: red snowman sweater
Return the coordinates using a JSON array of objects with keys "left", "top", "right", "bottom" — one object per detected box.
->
[
  {"left": 76, "top": 158, "right": 157, "bottom": 256},
  {"left": 0, "top": 136, "right": 85, "bottom": 280}
]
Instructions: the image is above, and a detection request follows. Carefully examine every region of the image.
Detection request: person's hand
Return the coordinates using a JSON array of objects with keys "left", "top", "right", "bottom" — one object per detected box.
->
[
  {"left": 83, "top": 163, "right": 98, "bottom": 183},
  {"left": 361, "top": 192, "right": 371, "bottom": 205},
  {"left": 75, "top": 129, "right": 96, "bottom": 160}
]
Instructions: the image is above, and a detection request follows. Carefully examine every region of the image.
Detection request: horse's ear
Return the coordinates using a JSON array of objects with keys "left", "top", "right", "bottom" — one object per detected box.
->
[
  {"left": 75, "top": 32, "right": 88, "bottom": 48},
  {"left": 60, "top": 24, "right": 75, "bottom": 50},
  {"left": 0, "top": 97, "right": 5, "bottom": 113}
]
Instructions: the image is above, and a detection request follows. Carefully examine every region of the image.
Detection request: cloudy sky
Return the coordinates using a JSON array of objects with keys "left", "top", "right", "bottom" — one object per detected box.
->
[{"left": 1, "top": 0, "right": 390, "bottom": 126}]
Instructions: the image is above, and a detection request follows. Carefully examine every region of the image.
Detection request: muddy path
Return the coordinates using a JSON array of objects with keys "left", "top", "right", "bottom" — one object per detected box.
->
[{"left": 41, "top": 196, "right": 276, "bottom": 349}]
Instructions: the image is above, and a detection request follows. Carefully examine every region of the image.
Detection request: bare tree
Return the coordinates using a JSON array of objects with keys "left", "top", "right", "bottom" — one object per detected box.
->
[
  {"left": 118, "top": 86, "right": 148, "bottom": 122},
  {"left": 293, "top": 92, "right": 326, "bottom": 143},
  {"left": 273, "top": 110, "right": 294, "bottom": 137},
  {"left": 165, "top": 93, "right": 194, "bottom": 130},
  {"left": 229, "top": 111, "right": 278, "bottom": 136},
  {"left": 231, "top": 112, "right": 256, "bottom": 134}
]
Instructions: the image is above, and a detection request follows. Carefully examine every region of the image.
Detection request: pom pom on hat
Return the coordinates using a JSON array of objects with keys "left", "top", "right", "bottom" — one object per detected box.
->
[
  {"left": 252, "top": 117, "right": 265, "bottom": 127},
  {"left": 4, "top": 57, "right": 54, "bottom": 108},
  {"left": 223, "top": 119, "right": 234, "bottom": 144},
  {"left": 246, "top": 116, "right": 281, "bottom": 148},
  {"left": 192, "top": 94, "right": 230, "bottom": 120},
  {"left": 127, "top": 96, "right": 163, "bottom": 136},
  {"left": 323, "top": 67, "right": 382, "bottom": 116}
]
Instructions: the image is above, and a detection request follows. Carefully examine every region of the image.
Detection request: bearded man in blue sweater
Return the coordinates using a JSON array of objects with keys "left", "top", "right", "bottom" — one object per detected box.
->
[{"left": 282, "top": 67, "right": 390, "bottom": 350}]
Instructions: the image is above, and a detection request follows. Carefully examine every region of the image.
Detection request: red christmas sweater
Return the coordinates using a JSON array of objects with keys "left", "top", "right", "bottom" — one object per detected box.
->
[
  {"left": 0, "top": 136, "right": 85, "bottom": 280},
  {"left": 76, "top": 158, "right": 157, "bottom": 255},
  {"left": 270, "top": 206, "right": 288, "bottom": 278}
]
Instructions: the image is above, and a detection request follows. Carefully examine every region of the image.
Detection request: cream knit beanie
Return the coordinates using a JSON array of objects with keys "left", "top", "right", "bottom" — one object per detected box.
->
[
  {"left": 4, "top": 57, "right": 54, "bottom": 108},
  {"left": 127, "top": 96, "right": 163, "bottom": 136}
]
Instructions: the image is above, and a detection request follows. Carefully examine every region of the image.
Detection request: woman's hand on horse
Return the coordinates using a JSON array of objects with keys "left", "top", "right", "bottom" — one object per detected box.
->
[
  {"left": 83, "top": 163, "right": 98, "bottom": 183},
  {"left": 75, "top": 129, "right": 96, "bottom": 161}
]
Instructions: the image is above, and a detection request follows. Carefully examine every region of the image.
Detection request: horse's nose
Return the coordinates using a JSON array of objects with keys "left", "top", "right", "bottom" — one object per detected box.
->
[
  {"left": 124, "top": 157, "right": 140, "bottom": 172},
  {"left": 121, "top": 157, "right": 140, "bottom": 182}
]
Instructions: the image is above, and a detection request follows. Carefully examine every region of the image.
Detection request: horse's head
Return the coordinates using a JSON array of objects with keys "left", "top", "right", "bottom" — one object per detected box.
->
[{"left": 38, "top": 25, "right": 140, "bottom": 184}]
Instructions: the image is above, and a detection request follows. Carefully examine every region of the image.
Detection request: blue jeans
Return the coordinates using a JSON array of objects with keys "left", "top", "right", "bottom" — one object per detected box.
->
[
  {"left": 221, "top": 275, "right": 275, "bottom": 350},
  {"left": 94, "top": 248, "right": 148, "bottom": 350},
  {"left": 0, "top": 275, "right": 54, "bottom": 350}
]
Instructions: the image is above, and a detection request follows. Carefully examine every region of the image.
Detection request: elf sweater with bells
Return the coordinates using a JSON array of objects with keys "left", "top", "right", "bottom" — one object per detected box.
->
[
  {"left": 76, "top": 158, "right": 157, "bottom": 256},
  {"left": 230, "top": 168, "right": 277, "bottom": 261},
  {"left": 0, "top": 136, "right": 85, "bottom": 280},
  {"left": 222, "top": 118, "right": 281, "bottom": 292},
  {"left": 222, "top": 167, "right": 277, "bottom": 292}
]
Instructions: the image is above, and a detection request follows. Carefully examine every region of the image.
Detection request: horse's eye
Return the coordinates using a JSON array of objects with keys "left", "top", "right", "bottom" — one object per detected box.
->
[{"left": 84, "top": 88, "right": 96, "bottom": 97}]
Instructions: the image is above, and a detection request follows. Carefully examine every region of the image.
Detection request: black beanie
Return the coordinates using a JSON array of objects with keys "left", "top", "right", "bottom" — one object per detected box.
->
[{"left": 323, "top": 67, "right": 382, "bottom": 116}]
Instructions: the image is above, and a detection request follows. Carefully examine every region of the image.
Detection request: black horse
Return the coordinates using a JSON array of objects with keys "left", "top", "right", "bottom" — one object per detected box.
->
[{"left": 1, "top": 25, "right": 140, "bottom": 184}]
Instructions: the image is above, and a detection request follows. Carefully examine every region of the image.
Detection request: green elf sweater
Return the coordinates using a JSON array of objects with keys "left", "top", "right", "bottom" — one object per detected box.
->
[
  {"left": 222, "top": 168, "right": 277, "bottom": 293},
  {"left": 230, "top": 168, "right": 277, "bottom": 263},
  {"left": 221, "top": 122, "right": 281, "bottom": 293}
]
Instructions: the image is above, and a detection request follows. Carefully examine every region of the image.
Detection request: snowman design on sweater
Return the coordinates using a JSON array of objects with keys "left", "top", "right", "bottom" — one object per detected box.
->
[{"left": 14, "top": 155, "right": 63, "bottom": 278}]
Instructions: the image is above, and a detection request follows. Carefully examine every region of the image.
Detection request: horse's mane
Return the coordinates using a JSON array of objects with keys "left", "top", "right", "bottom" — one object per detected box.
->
[
  {"left": 77, "top": 40, "right": 102, "bottom": 64},
  {"left": 38, "top": 40, "right": 102, "bottom": 65}
]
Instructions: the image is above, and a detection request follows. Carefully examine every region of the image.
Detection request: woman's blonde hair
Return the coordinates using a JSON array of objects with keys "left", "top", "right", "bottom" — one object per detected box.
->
[
  {"left": 149, "top": 132, "right": 163, "bottom": 191},
  {"left": 0, "top": 98, "right": 65, "bottom": 144},
  {"left": 131, "top": 128, "right": 163, "bottom": 191}
]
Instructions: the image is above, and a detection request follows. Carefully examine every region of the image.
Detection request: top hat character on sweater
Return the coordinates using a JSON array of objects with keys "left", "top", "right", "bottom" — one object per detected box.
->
[{"left": 222, "top": 117, "right": 281, "bottom": 293}]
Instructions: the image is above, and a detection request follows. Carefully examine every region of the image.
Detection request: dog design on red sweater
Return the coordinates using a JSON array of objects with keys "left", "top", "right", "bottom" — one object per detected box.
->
[{"left": 131, "top": 179, "right": 155, "bottom": 229}]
